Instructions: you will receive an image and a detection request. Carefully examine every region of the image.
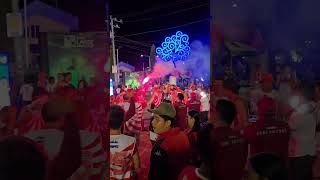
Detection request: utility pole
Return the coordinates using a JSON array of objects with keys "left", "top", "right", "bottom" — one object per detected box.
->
[
  {"left": 110, "top": 15, "right": 122, "bottom": 86},
  {"left": 24, "top": 0, "right": 29, "bottom": 69},
  {"left": 116, "top": 48, "right": 119, "bottom": 65}
]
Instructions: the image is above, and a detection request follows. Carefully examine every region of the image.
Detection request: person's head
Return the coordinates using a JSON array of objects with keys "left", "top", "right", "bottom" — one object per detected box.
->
[
  {"left": 187, "top": 110, "right": 201, "bottom": 132},
  {"left": 48, "top": 76, "right": 55, "bottom": 84},
  {"left": 178, "top": 93, "right": 184, "bottom": 102},
  {"left": 301, "top": 81, "right": 315, "bottom": 102},
  {"left": 41, "top": 97, "right": 73, "bottom": 129},
  {"left": 78, "top": 80, "right": 87, "bottom": 89},
  {"left": 149, "top": 103, "right": 176, "bottom": 134},
  {"left": 109, "top": 105, "right": 125, "bottom": 130},
  {"left": 57, "top": 73, "right": 64, "bottom": 82},
  {"left": 214, "top": 99, "right": 237, "bottom": 126},
  {"left": 245, "top": 153, "right": 288, "bottom": 180},
  {"left": 261, "top": 73, "right": 273, "bottom": 93},
  {"left": 290, "top": 81, "right": 316, "bottom": 108},
  {"left": 0, "top": 106, "right": 9, "bottom": 125},
  {"left": 0, "top": 136, "right": 46, "bottom": 180},
  {"left": 64, "top": 72, "right": 72, "bottom": 83}
]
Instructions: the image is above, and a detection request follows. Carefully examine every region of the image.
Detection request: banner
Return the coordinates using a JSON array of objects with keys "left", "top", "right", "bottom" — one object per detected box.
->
[
  {"left": 6, "top": 13, "right": 23, "bottom": 37},
  {"left": 47, "top": 32, "right": 108, "bottom": 87}
]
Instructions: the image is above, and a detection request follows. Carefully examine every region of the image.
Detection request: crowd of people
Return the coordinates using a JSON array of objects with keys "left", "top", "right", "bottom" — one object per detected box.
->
[
  {"left": 0, "top": 71, "right": 108, "bottom": 180},
  {"left": 110, "top": 66, "right": 320, "bottom": 180}
]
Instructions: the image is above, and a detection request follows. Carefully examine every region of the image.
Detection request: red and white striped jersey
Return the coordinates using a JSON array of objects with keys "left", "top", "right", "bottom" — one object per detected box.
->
[
  {"left": 110, "top": 134, "right": 136, "bottom": 180},
  {"left": 24, "top": 130, "right": 106, "bottom": 180},
  {"left": 118, "top": 102, "right": 144, "bottom": 134}
]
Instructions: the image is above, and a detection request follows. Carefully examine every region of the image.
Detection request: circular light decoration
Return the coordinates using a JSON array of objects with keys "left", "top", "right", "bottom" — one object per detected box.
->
[{"left": 156, "top": 31, "right": 191, "bottom": 68}]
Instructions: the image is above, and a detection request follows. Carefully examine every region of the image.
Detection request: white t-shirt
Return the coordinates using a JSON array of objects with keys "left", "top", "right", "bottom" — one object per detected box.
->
[
  {"left": 288, "top": 103, "right": 317, "bottom": 157},
  {"left": 110, "top": 134, "right": 136, "bottom": 180},
  {"left": 200, "top": 94, "right": 210, "bottom": 112},
  {"left": 20, "top": 84, "right": 34, "bottom": 101},
  {"left": 46, "top": 84, "right": 56, "bottom": 93}
]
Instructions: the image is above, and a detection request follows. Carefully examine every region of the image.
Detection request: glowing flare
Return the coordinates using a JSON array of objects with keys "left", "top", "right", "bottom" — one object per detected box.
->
[
  {"left": 142, "top": 76, "right": 150, "bottom": 85},
  {"left": 200, "top": 91, "right": 207, "bottom": 98}
]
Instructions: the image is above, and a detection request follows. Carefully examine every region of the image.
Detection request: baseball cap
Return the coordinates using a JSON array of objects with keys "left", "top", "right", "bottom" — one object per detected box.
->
[{"left": 148, "top": 102, "right": 176, "bottom": 118}]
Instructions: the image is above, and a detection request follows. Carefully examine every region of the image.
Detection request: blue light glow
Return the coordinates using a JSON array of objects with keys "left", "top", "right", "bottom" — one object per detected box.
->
[{"left": 156, "top": 31, "right": 191, "bottom": 67}]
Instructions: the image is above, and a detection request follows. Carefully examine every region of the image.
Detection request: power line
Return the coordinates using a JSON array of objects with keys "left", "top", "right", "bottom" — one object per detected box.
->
[
  {"left": 116, "top": 42, "right": 148, "bottom": 52},
  {"left": 116, "top": 37, "right": 152, "bottom": 47},
  {"left": 112, "top": 0, "right": 199, "bottom": 18},
  {"left": 120, "top": 18, "right": 210, "bottom": 37},
  {"left": 116, "top": 39, "right": 150, "bottom": 48},
  {"left": 124, "top": 3, "right": 209, "bottom": 23}
]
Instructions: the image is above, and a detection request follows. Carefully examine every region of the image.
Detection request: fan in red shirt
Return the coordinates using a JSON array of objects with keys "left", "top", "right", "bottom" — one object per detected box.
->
[
  {"left": 188, "top": 92, "right": 201, "bottom": 112},
  {"left": 244, "top": 96, "right": 290, "bottom": 162},
  {"left": 148, "top": 102, "right": 191, "bottom": 180},
  {"left": 184, "top": 110, "right": 201, "bottom": 166},
  {"left": 180, "top": 99, "right": 248, "bottom": 180},
  {"left": 210, "top": 99, "right": 249, "bottom": 179},
  {"left": 175, "top": 93, "right": 188, "bottom": 130}
]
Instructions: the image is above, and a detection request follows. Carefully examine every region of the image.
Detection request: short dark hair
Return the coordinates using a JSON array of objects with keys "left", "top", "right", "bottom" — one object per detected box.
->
[
  {"left": 64, "top": 72, "right": 72, "bottom": 77},
  {"left": 0, "top": 136, "right": 46, "bottom": 180},
  {"left": 109, "top": 105, "right": 125, "bottom": 130},
  {"left": 250, "top": 153, "right": 288, "bottom": 180},
  {"left": 178, "top": 93, "right": 184, "bottom": 101},
  {"left": 300, "top": 81, "right": 315, "bottom": 101},
  {"left": 216, "top": 99, "right": 237, "bottom": 125},
  {"left": 188, "top": 110, "right": 201, "bottom": 132}
]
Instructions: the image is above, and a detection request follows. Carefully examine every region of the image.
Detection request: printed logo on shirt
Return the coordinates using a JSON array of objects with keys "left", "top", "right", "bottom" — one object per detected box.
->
[
  {"left": 257, "top": 128, "right": 287, "bottom": 136},
  {"left": 220, "top": 137, "right": 245, "bottom": 147},
  {"left": 155, "top": 150, "right": 162, "bottom": 156}
]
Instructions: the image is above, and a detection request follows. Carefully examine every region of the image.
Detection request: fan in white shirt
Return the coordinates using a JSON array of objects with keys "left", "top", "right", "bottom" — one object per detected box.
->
[{"left": 20, "top": 83, "right": 34, "bottom": 103}]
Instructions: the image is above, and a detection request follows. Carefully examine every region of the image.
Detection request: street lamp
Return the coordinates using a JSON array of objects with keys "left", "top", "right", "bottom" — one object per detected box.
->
[{"left": 140, "top": 54, "right": 151, "bottom": 70}]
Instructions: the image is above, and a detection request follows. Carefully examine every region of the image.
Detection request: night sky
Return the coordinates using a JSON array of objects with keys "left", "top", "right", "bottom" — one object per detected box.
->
[
  {"left": 19, "top": 0, "right": 107, "bottom": 31},
  {"left": 110, "top": 0, "right": 210, "bottom": 70}
]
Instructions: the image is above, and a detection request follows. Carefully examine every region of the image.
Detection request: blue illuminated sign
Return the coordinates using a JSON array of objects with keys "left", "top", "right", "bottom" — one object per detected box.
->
[{"left": 156, "top": 31, "right": 191, "bottom": 67}]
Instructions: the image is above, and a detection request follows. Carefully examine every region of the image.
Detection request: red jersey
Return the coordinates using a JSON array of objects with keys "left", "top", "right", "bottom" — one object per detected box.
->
[
  {"left": 185, "top": 129, "right": 199, "bottom": 165},
  {"left": 175, "top": 102, "right": 188, "bottom": 130},
  {"left": 178, "top": 166, "right": 208, "bottom": 180},
  {"left": 210, "top": 126, "right": 248, "bottom": 180},
  {"left": 188, "top": 100, "right": 201, "bottom": 112},
  {"left": 149, "top": 128, "right": 191, "bottom": 180},
  {"left": 244, "top": 120, "right": 290, "bottom": 161}
]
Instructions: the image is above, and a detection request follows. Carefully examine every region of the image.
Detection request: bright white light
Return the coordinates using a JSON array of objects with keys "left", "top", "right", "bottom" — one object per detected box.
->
[
  {"left": 201, "top": 77, "right": 204, "bottom": 82},
  {"left": 142, "top": 76, "right": 150, "bottom": 85},
  {"left": 200, "top": 91, "right": 207, "bottom": 98},
  {"left": 110, "top": 79, "right": 113, "bottom": 96},
  {"left": 140, "top": 54, "right": 144, "bottom": 57}
]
